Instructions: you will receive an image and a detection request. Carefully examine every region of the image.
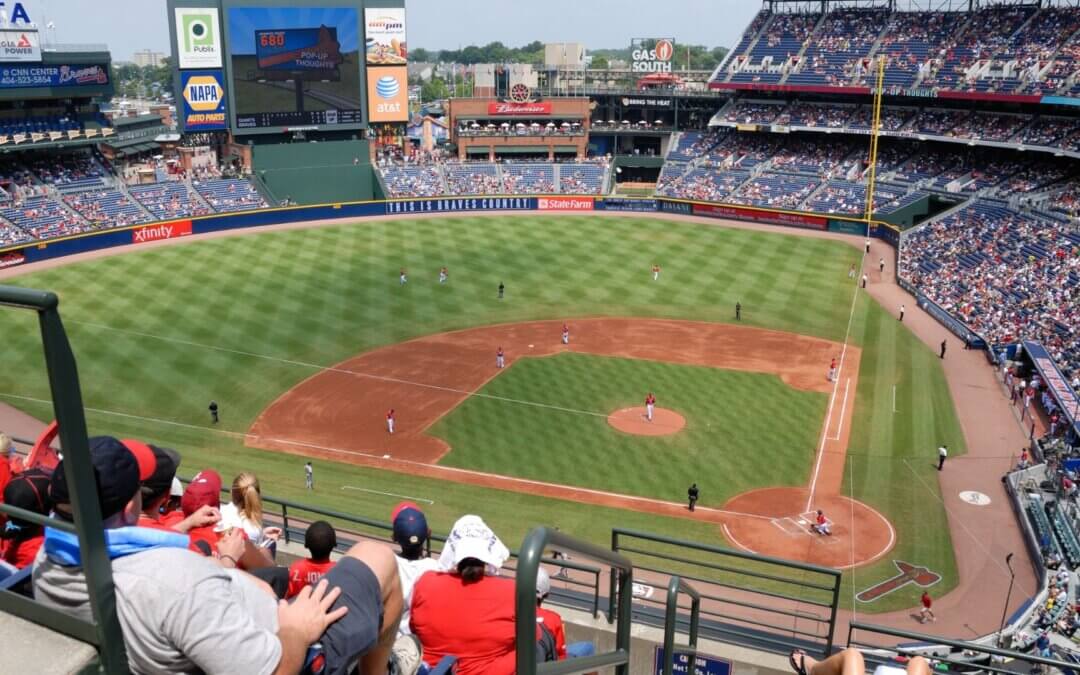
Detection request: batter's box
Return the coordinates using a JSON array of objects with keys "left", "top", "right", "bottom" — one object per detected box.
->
[{"left": 772, "top": 517, "right": 812, "bottom": 536}]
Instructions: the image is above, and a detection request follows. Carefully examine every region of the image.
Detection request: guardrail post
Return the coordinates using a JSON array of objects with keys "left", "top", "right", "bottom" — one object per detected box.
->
[
  {"left": 281, "top": 503, "right": 290, "bottom": 544},
  {"left": 662, "top": 576, "right": 701, "bottom": 675},
  {"left": 608, "top": 528, "right": 619, "bottom": 623}
]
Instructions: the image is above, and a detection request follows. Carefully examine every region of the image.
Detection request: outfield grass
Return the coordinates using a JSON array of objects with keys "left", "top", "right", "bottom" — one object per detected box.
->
[
  {"left": 433, "top": 352, "right": 827, "bottom": 506},
  {"left": 0, "top": 214, "right": 964, "bottom": 612}
]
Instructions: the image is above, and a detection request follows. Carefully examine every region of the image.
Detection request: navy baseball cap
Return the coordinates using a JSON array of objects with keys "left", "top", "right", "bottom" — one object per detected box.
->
[
  {"left": 49, "top": 436, "right": 150, "bottom": 520},
  {"left": 392, "top": 505, "right": 429, "bottom": 548}
]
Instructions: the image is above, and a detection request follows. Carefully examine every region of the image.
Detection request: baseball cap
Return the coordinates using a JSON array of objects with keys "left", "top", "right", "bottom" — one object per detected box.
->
[
  {"left": 49, "top": 436, "right": 144, "bottom": 520},
  {"left": 391, "top": 500, "right": 420, "bottom": 522},
  {"left": 392, "top": 505, "right": 429, "bottom": 548},
  {"left": 2, "top": 468, "right": 52, "bottom": 535},
  {"left": 170, "top": 477, "right": 184, "bottom": 498},
  {"left": 437, "top": 514, "right": 510, "bottom": 571},
  {"left": 536, "top": 567, "right": 551, "bottom": 599},
  {"left": 134, "top": 441, "right": 181, "bottom": 502},
  {"left": 181, "top": 469, "right": 222, "bottom": 516}
]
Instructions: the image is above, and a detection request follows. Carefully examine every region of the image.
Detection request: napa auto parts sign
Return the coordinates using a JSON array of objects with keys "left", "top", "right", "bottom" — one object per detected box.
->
[
  {"left": 631, "top": 38, "right": 674, "bottom": 73},
  {"left": 538, "top": 197, "right": 594, "bottom": 211},
  {"left": 132, "top": 220, "right": 193, "bottom": 244},
  {"left": 487, "top": 101, "right": 552, "bottom": 115}
]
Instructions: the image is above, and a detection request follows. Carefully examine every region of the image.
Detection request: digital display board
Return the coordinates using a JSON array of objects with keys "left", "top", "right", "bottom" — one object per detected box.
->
[{"left": 226, "top": 6, "right": 363, "bottom": 131}]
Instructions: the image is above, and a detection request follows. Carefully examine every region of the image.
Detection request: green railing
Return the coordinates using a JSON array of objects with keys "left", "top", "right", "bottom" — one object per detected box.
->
[
  {"left": 847, "top": 621, "right": 1080, "bottom": 674},
  {"left": 611, "top": 528, "right": 842, "bottom": 656},
  {"left": 516, "top": 526, "right": 634, "bottom": 675},
  {"left": 660, "top": 576, "right": 701, "bottom": 675},
  {"left": 0, "top": 285, "right": 127, "bottom": 673}
]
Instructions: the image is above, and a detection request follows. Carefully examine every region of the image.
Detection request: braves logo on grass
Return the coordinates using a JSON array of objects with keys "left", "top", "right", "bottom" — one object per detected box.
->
[{"left": 856, "top": 560, "right": 940, "bottom": 602}]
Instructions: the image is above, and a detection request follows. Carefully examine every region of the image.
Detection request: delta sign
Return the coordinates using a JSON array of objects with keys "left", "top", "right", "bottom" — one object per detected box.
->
[
  {"left": 631, "top": 38, "right": 674, "bottom": 73},
  {"left": 181, "top": 70, "right": 227, "bottom": 131}
]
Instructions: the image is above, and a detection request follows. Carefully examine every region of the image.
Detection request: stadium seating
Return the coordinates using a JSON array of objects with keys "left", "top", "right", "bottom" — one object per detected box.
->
[
  {"left": 381, "top": 165, "right": 445, "bottom": 198},
  {"left": 558, "top": 162, "right": 606, "bottom": 195},
  {"left": 129, "top": 182, "right": 212, "bottom": 220},
  {"left": 63, "top": 189, "right": 152, "bottom": 227},
  {"left": 787, "top": 9, "right": 887, "bottom": 87},
  {"left": 727, "top": 173, "right": 819, "bottom": 210},
  {"left": 194, "top": 178, "right": 267, "bottom": 212},
  {"left": 502, "top": 163, "right": 555, "bottom": 194},
  {"left": 444, "top": 163, "right": 501, "bottom": 195},
  {"left": 0, "top": 197, "right": 90, "bottom": 241},
  {"left": 730, "top": 13, "right": 819, "bottom": 84}
]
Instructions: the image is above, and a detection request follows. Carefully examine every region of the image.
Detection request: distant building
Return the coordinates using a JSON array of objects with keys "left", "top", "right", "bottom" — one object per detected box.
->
[
  {"left": 133, "top": 50, "right": 166, "bottom": 68},
  {"left": 545, "top": 43, "right": 585, "bottom": 69}
]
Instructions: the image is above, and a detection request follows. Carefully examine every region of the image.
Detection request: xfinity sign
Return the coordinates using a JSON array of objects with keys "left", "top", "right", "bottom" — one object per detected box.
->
[{"left": 631, "top": 38, "right": 674, "bottom": 73}]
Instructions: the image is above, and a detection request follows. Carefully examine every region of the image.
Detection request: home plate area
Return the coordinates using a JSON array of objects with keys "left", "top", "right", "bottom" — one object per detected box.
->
[{"left": 771, "top": 512, "right": 841, "bottom": 543}]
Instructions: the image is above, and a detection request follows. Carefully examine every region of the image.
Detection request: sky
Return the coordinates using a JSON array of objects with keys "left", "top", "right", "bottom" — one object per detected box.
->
[{"left": 26, "top": 0, "right": 759, "bottom": 61}]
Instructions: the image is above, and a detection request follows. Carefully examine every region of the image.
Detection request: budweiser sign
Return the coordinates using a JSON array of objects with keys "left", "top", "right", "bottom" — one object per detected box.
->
[
  {"left": 487, "top": 101, "right": 553, "bottom": 115},
  {"left": 538, "top": 197, "right": 594, "bottom": 211},
  {"left": 132, "top": 220, "right": 193, "bottom": 244}
]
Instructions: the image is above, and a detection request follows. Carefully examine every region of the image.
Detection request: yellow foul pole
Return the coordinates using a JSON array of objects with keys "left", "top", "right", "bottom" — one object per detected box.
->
[{"left": 863, "top": 56, "right": 885, "bottom": 231}]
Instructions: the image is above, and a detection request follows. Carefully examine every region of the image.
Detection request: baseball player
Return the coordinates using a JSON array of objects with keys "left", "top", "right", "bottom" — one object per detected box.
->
[
  {"left": 562, "top": 324, "right": 569, "bottom": 345},
  {"left": 812, "top": 509, "right": 832, "bottom": 536},
  {"left": 899, "top": 304, "right": 905, "bottom": 322},
  {"left": 827, "top": 357, "right": 838, "bottom": 382},
  {"left": 386, "top": 408, "right": 395, "bottom": 434},
  {"left": 687, "top": 483, "right": 699, "bottom": 512},
  {"left": 304, "top": 462, "right": 314, "bottom": 490},
  {"left": 878, "top": 257, "right": 885, "bottom": 275},
  {"left": 498, "top": 281, "right": 505, "bottom": 299},
  {"left": 496, "top": 346, "right": 505, "bottom": 369},
  {"left": 208, "top": 400, "right": 219, "bottom": 424},
  {"left": 439, "top": 267, "right": 448, "bottom": 284},
  {"left": 652, "top": 264, "right": 661, "bottom": 281},
  {"left": 735, "top": 301, "right": 742, "bottom": 321},
  {"left": 645, "top": 392, "right": 656, "bottom": 422},
  {"left": 865, "top": 239, "right": 871, "bottom": 255},
  {"left": 861, "top": 273, "right": 868, "bottom": 289},
  {"left": 399, "top": 269, "right": 408, "bottom": 285},
  {"left": 919, "top": 591, "right": 936, "bottom": 623},
  {"left": 848, "top": 264, "right": 856, "bottom": 279}
]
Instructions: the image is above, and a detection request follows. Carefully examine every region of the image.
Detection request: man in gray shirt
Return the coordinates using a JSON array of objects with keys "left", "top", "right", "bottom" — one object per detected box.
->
[{"left": 33, "top": 436, "right": 404, "bottom": 675}]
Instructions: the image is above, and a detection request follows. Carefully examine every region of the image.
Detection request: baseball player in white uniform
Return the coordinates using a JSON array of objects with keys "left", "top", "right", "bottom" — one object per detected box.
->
[
  {"left": 496, "top": 347, "right": 505, "bottom": 369},
  {"left": 562, "top": 324, "right": 569, "bottom": 345},
  {"left": 645, "top": 392, "right": 656, "bottom": 422},
  {"left": 386, "top": 409, "right": 395, "bottom": 434}
]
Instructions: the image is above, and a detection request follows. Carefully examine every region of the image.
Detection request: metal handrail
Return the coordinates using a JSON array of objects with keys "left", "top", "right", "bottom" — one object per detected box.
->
[
  {"left": 661, "top": 576, "right": 701, "bottom": 675},
  {"left": 612, "top": 528, "right": 842, "bottom": 655},
  {"left": 848, "top": 621, "right": 1080, "bottom": 674},
  {"left": 516, "top": 526, "right": 633, "bottom": 675},
  {"left": 0, "top": 284, "right": 127, "bottom": 673}
]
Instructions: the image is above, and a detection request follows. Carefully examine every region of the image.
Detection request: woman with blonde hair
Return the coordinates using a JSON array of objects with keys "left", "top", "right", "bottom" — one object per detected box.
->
[{"left": 218, "top": 472, "right": 281, "bottom": 554}]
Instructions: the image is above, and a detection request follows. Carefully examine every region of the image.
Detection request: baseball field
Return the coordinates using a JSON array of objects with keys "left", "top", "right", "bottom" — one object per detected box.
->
[{"left": 0, "top": 213, "right": 966, "bottom": 612}]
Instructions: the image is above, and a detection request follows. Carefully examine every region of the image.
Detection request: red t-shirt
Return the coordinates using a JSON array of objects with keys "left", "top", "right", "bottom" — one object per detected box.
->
[
  {"left": 537, "top": 606, "right": 567, "bottom": 660},
  {"left": 921, "top": 593, "right": 932, "bottom": 609},
  {"left": 817, "top": 513, "right": 827, "bottom": 526},
  {"left": 411, "top": 572, "right": 518, "bottom": 675},
  {"left": 1, "top": 534, "right": 43, "bottom": 569},
  {"left": 287, "top": 558, "right": 336, "bottom": 599}
]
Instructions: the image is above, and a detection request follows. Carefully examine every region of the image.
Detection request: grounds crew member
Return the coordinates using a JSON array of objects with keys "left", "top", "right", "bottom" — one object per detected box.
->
[{"left": 687, "top": 483, "right": 699, "bottom": 511}]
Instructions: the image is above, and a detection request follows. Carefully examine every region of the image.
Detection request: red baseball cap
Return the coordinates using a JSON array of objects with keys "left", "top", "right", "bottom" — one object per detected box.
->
[
  {"left": 391, "top": 501, "right": 420, "bottom": 522},
  {"left": 181, "top": 469, "right": 222, "bottom": 516}
]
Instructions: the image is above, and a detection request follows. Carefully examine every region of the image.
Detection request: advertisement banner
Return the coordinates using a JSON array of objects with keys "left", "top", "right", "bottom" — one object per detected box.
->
[
  {"left": 538, "top": 197, "right": 594, "bottom": 211},
  {"left": 598, "top": 197, "right": 657, "bottom": 212},
  {"left": 0, "top": 250, "right": 25, "bottom": 268},
  {"left": 692, "top": 202, "right": 827, "bottom": 230},
  {"left": 0, "top": 29, "right": 40, "bottom": 62},
  {"left": 1023, "top": 341, "right": 1080, "bottom": 434},
  {"left": 631, "top": 38, "right": 675, "bottom": 73},
  {"left": 175, "top": 7, "right": 222, "bottom": 69},
  {"left": 385, "top": 197, "right": 535, "bottom": 215},
  {"left": 132, "top": 220, "right": 193, "bottom": 244},
  {"left": 653, "top": 647, "right": 732, "bottom": 675},
  {"left": 364, "top": 7, "right": 407, "bottom": 65},
  {"left": 828, "top": 219, "right": 866, "bottom": 235},
  {"left": 620, "top": 96, "right": 672, "bottom": 107},
  {"left": 367, "top": 66, "right": 408, "bottom": 122},
  {"left": 659, "top": 200, "right": 692, "bottom": 215},
  {"left": 255, "top": 27, "right": 343, "bottom": 74},
  {"left": 487, "top": 101, "right": 553, "bottom": 115},
  {"left": 181, "top": 70, "right": 227, "bottom": 131},
  {"left": 0, "top": 63, "right": 107, "bottom": 89}
]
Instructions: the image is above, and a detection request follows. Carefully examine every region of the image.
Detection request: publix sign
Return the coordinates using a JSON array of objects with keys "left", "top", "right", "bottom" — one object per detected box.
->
[{"left": 631, "top": 38, "right": 674, "bottom": 73}]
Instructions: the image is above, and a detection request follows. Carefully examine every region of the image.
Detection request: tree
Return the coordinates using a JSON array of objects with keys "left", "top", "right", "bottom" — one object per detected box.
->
[
  {"left": 410, "top": 47, "right": 432, "bottom": 63},
  {"left": 420, "top": 77, "right": 449, "bottom": 102},
  {"left": 590, "top": 54, "right": 609, "bottom": 70}
]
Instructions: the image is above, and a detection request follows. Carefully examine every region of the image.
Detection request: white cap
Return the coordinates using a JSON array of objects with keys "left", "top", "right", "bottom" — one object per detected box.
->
[
  {"left": 170, "top": 477, "right": 184, "bottom": 497},
  {"left": 536, "top": 567, "right": 551, "bottom": 598},
  {"left": 438, "top": 514, "right": 510, "bottom": 572}
]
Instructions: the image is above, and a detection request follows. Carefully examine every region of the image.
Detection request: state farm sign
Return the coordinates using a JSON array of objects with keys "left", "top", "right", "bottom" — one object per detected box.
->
[
  {"left": 538, "top": 197, "right": 594, "bottom": 211},
  {"left": 132, "top": 220, "right": 193, "bottom": 244},
  {"left": 487, "top": 101, "right": 553, "bottom": 115},
  {"left": 631, "top": 38, "right": 674, "bottom": 73}
]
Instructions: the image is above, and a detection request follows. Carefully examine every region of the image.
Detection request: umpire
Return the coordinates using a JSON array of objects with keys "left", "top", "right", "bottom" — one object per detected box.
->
[
  {"left": 209, "top": 401, "right": 219, "bottom": 424},
  {"left": 687, "top": 483, "right": 699, "bottom": 512}
]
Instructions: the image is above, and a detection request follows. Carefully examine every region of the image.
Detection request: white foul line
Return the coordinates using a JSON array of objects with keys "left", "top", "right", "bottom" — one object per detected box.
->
[
  {"left": 341, "top": 486, "right": 435, "bottom": 504},
  {"left": 805, "top": 263, "right": 862, "bottom": 513},
  {"left": 892, "top": 384, "right": 898, "bottom": 414},
  {"left": 829, "top": 378, "right": 850, "bottom": 441}
]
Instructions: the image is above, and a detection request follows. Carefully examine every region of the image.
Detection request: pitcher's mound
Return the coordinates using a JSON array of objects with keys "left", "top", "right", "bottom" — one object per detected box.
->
[{"left": 607, "top": 407, "right": 685, "bottom": 436}]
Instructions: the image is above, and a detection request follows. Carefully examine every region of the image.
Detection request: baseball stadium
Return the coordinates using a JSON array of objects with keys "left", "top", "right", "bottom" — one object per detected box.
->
[{"left": 0, "top": 0, "right": 1077, "bottom": 673}]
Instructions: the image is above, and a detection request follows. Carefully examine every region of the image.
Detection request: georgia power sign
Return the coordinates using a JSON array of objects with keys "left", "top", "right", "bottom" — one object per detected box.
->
[
  {"left": 632, "top": 38, "right": 674, "bottom": 73},
  {"left": 181, "top": 70, "right": 227, "bottom": 131}
]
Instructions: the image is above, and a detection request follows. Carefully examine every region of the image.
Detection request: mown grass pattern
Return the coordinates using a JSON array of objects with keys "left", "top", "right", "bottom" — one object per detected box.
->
[{"left": 0, "top": 215, "right": 964, "bottom": 612}]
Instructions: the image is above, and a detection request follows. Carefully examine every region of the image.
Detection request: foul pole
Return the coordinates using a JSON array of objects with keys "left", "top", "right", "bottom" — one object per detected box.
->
[{"left": 863, "top": 57, "right": 886, "bottom": 237}]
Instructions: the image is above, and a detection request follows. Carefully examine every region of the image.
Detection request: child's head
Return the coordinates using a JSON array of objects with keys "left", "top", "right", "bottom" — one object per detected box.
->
[{"left": 304, "top": 520, "right": 337, "bottom": 560}]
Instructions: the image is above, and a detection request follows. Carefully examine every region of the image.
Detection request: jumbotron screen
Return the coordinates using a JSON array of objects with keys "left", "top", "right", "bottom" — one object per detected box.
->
[{"left": 226, "top": 6, "right": 364, "bottom": 131}]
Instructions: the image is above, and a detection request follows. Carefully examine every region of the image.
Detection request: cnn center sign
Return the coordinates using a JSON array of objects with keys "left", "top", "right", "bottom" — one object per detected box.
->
[{"left": 631, "top": 38, "right": 674, "bottom": 73}]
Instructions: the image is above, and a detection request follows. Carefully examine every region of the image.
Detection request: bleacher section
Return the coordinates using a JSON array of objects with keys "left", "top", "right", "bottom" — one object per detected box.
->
[
  {"left": 193, "top": 178, "right": 267, "bottom": 212},
  {"left": 378, "top": 161, "right": 610, "bottom": 198},
  {"left": 0, "top": 197, "right": 89, "bottom": 241},
  {"left": 129, "top": 182, "right": 211, "bottom": 220},
  {"left": 381, "top": 165, "right": 444, "bottom": 198},
  {"left": 63, "top": 189, "right": 150, "bottom": 227},
  {"left": 502, "top": 163, "right": 555, "bottom": 194}
]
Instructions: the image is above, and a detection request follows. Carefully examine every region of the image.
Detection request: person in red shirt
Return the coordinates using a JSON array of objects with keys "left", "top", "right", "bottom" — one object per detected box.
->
[
  {"left": 387, "top": 408, "right": 396, "bottom": 434},
  {"left": 812, "top": 509, "right": 832, "bottom": 536},
  {"left": 536, "top": 567, "right": 597, "bottom": 660},
  {"left": 411, "top": 515, "right": 519, "bottom": 675},
  {"left": 287, "top": 520, "right": 337, "bottom": 599},
  {"left": 645, "top": 393, "right": 656, "bottom": 422},
  {"left": 0, "top": 468, "right": 51, "bottom": 569},
  {"left": 919, "top": 591, "right": 936, "bottom": 623}
]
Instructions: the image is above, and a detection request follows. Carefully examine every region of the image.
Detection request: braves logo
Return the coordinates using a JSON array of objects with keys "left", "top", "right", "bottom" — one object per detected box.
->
[{"left": 856, "top": 560, "right": 940, "bottom": 602}]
